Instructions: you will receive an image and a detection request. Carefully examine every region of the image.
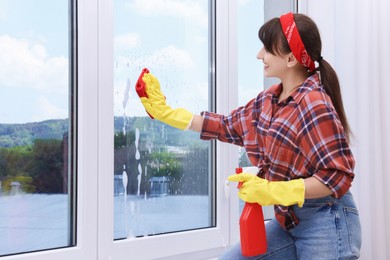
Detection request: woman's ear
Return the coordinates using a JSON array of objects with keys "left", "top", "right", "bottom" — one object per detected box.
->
[{"left": 287, "top": 53, "right": 299, "bottom": 68}]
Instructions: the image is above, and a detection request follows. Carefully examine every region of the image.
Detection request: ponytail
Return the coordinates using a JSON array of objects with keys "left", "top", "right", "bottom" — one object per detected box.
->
[
  {"left": 292, "top": 13, "right": 352, "bottom": 142},
  {"left": 317, "top": 59, "right": 352, "bottom": 142}
]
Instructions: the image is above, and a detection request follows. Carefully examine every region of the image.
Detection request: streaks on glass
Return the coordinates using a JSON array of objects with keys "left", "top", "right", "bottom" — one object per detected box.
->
[
  {"left": 122, "top": 165, "right": 128, "bottom": 193},
  {"left": 143, "top": 166, "right": 148, "bottom": 199},
  {"left": 113, "top": 0, "right": 212, "bottom": 240},
  {"left": 122, "top": 78, "right": 132, "bottom": 135},
  {"left": 135, "top": 128, "right": 140, "bottom": 160},
  {"left": 135, "top": 127, "right": 142, "bottom": 198},
  {"left": 137, "top": 163, "right": 142, "bottom": 197},
  {"left": 122, "top": 164, "right": 129, "bottom": 236},
  {"left": 123, "top": 78, "right": 131, "bottom": 110}
]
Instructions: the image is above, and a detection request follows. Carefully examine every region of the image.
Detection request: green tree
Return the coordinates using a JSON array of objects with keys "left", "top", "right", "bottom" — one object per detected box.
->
[
  {"left": 148, "top": 151, "right": 182, "bottom": 178},
  {"left": 114, "top": 130, "right": 135, "bottom": 149},
  {"left": 2, "top": 175, "right": 35, "bottom": 193},
  {"left": 30, "top": 139, "right": 64, "bottom": 193},
  {"left": 0, "top": 148, "right": 9, "bottom": 179},
  {"left": 0, "top": 146, "right": 32, "bottom": 178}
]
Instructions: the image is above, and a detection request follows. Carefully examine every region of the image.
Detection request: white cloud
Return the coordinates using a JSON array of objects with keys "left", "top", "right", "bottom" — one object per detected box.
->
[
  {"left": 115, "top": 33, "right": 141, "bottom": 51},
  {"left": 31, "top": 96, "right": 68, "bottom": 122},
  {"left": 148, "top": 46, "right": 195, "bottom": 68},
  {"left": 179, "top": 81, "right": 208, "bottom": 113},
  {"left": 115, "top": 45, "right": 195, "bottom": 70},
  {"left": 0, "top": 34, "right": 68, "bottom": 92},
  {"left": 114, "top": 77, "right": 146, "bottom": 117},
  {"left": 115, "top": 79, "right": 209, "bottom": 118},
  {"left": 127, "top": 0, "right": 208, "bottom": 27}
]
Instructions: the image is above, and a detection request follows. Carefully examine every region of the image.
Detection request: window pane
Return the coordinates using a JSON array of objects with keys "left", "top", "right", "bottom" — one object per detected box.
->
[
  {"left": 237, "top": 0, "right": 286, "bottom": 220},
  {"left": 238, "top": 0, "right": 265, "bottom": 168},
  {"left": 113, "top": 0, "right": 213, "bottom": 240},
  {"left": 237, "top": 0, "right": 296, "bottom": 219},
  {"left": 0, "top": 0, "right": 75, "bottom": 256}
]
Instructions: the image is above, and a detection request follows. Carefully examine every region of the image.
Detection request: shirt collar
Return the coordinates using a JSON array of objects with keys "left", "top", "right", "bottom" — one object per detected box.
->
[{"left": 267, "top": 73, "right": 322, "bottom": 105}]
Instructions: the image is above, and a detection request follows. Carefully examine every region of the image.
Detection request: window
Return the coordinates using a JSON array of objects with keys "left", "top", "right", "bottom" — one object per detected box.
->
[
  {"left": 237, "top": 0, "right": 297, "bottom": 220},
  {"left": 0, "top": 0, "right": 76, "bottom": 256},
  {"left": 113, "top": 0, "right": 214, "bottom": 240},
  {"left": 0, "top": 1, "right": 296, "bottom": 259}
]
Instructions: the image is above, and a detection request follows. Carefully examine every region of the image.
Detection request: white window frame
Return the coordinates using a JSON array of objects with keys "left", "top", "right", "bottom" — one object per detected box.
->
[
  {"left": 4, "top": 0, "right": 99, "bottom": 259},
  {"left": 96, "top": 0, "right": 236, "bottom": 259},
  {"left": 2, "top": 1, "right": 296, "bottom": 259}
]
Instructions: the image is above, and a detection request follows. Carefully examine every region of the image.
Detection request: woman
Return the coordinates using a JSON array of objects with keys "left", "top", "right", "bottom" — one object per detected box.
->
[{"left": 137, "top": 12, "right": 361, "bottom": 260}]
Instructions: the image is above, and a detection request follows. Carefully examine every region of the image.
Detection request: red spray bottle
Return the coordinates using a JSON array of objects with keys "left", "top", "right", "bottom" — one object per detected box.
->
[{"left": 236, "top": 167, "right": 267, "bottom": 256}]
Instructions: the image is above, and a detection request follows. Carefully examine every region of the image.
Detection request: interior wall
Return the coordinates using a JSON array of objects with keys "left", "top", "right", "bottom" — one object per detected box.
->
[{"left": 303, "top": 1, "right": 390, "bottom": 259}]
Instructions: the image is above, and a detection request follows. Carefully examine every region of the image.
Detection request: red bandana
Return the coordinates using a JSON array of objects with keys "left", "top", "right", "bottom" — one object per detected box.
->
[{"left": 280, "top": 12, "right": 315, "bottom": 72}]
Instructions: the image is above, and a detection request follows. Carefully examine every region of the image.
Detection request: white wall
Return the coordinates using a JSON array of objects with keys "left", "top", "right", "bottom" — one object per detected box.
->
[{"left": 302, "top": 1, "right": 390, "bottom": 259}]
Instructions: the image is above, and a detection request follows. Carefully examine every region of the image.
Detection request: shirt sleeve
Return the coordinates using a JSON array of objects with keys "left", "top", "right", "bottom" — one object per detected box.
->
[
  {"left": 200, "top": 99, "right": 256, "bottom": 146},
  {"left": 297, "top": 90, "right": 355, "bottom": 198}
]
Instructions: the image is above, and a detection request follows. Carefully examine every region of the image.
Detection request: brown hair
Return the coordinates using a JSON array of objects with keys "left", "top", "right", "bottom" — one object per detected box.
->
[{"left": 258, "top": 13, "right": 352, "bottom": 142}]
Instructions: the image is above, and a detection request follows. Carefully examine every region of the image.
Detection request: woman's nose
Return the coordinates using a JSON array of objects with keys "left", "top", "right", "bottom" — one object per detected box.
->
[{"left": 257, "top": 48, "right": 264, "bottom": 60}]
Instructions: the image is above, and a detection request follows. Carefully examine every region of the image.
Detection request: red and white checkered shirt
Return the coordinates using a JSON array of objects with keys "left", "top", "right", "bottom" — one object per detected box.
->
[{"left": 200, "top": 73, "right": 355, "bottom": 230}]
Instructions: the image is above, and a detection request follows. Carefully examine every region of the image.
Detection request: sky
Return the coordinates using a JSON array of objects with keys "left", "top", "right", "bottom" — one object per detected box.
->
[
  {"left": 114, "top": 0, "right": 210, "bottom": 118},
  {"left": 113, "top": 0, "right": 265, "bottom": 120},
  {"left": 0, "top": 0, "right": 264, "bottom": 124},
  {"left": 0, "top": 0, "right": 69, "bottom": 124}
]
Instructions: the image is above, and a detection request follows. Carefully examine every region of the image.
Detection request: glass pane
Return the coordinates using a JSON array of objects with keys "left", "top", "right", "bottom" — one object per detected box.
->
[
  {"left": 0, "top": 0, "right": 75, "bottom": 256},
  {"left": 237, "top": 0, "right": 271, "bottom": 219},
  {"left": 237, "top": 0, "right": 297, "bottom": 219},
  {"left": 113, "top": 0, "right": 213, "bottom": 239}
]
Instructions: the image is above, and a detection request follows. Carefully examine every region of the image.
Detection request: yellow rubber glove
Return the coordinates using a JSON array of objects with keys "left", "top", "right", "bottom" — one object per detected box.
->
[
  {"left": 140, "top": 71, "right": 194, "bottom": 130},
  {"left": 228, "top": 173, "right": 305, "bottom": 207}
]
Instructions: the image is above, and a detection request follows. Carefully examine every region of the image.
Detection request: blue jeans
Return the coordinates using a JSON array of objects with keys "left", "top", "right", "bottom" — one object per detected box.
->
[{"left": 219, "top": 191, "right": 361, "bottom": 260}]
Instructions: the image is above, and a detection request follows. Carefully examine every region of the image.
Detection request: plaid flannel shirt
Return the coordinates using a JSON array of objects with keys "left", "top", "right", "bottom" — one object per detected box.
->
[{"left": 200, "top": 73, "right": 355, "bottom": 230}]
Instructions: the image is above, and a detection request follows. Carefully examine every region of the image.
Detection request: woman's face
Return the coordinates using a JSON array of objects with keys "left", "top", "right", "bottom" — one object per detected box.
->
[{"left": 257, "top": 47, "right": 289, "bottom": 79}]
